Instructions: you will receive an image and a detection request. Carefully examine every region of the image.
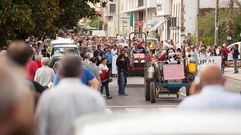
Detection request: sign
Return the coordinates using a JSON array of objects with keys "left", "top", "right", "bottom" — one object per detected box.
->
[
  {"left": 198, "top": 56, "right": 222, "bottom": 70},
  {"left": 120, "top": 16, "right": 129, "bottom": 20},
  {"left": 163, "top": 64, "right": 185, "bottom": 80}
]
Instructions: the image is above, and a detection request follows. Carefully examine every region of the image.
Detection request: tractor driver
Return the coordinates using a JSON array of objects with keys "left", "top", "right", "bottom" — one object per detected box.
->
[{"left": 132, "top": 42, "right": 146, "bottom": 54}]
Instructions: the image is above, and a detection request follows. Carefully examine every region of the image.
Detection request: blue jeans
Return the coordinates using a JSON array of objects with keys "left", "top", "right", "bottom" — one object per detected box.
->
[
  {"left": 118, "top": 70, "right": 127, "bottom": 95},
  {"left": 233, "top": 59, "right": 239, "bottom": 73}
]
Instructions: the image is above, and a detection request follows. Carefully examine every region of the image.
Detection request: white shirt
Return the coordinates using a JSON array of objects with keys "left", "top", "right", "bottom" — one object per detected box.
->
[
  {"left": 36, "top": 78, "right": 106, "bottom": 135},
  {"left": 111, "top": 49, "right": 118, "bottom": 55},
  {"left": 99, "top": 63, "right": 109, "bottom": 72},
  {"left": 34, "top": 66, "right": 55, "bottom": 86},
  {"left": 179, "top": 85, "right": 241, "bottom": 110}
]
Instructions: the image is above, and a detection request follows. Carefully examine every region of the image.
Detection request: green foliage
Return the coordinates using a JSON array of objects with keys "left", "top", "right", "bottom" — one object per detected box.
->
[
  {"left": 198, "top": 8, "right": 241, "bottom": 45},
  {"left": 0, "top": 0, "right": 102, "bottom": 46},
  {"left": 89, "top": 17, "right": 99, "bottom": 28},
  {"left": 55, "top": 0, "right": 100, "bottom": 29},
  {"left": 89, "top": 16, "right": 103, "bottom": 29}
]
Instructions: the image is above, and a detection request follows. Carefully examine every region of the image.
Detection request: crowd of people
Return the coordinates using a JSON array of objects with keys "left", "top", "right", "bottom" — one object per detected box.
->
[{"left": 0, "top": 31, "right": 241, "bottom": 135}]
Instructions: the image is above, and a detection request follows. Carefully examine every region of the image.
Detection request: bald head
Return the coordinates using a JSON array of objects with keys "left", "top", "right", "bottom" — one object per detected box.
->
[{"left": 200, "top": 64, "right": 225, "bottom": 86}]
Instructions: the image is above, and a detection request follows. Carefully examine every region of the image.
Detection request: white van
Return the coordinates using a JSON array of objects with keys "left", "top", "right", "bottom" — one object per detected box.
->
[
  {"left": 91, "top": 30, "right": 106, "bottom": 37},
  {"left": 49, "top": 37, "right": 80, "bottom": 69},
  {"left": 227, "top": 42, "right": 241, "bottom": 61}
]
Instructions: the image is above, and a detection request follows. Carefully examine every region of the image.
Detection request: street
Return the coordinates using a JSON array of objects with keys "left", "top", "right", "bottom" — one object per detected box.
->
[{"left": 106, "top": 76, "right": 241, "bottom": 112}]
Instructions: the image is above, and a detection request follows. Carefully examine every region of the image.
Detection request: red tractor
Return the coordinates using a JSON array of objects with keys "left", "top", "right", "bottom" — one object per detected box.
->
[{"left": 128, "top": 32, "right": 148, "bottom": 76}]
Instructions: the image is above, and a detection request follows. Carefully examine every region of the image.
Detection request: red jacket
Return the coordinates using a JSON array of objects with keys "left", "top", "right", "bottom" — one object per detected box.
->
[
  {"left": 27, "top": 60, "right": 38, "bottom": 80},
  {"left": 36, "top": 60, "right": 42, "bottom": 68},
  {"left": 223, "top": 47, "right": 230, "bottom": 55},
  {"left": 100, "top": 70, "right": 108, "bottom": 82}
]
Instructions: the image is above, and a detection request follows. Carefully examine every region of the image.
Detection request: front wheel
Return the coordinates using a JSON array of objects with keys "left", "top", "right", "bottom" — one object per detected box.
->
[{"left": 150, "top": 82, "right": 156, "bottom": 103}]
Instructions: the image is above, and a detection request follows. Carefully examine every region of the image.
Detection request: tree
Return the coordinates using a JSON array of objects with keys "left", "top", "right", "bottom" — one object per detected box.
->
[
  {"left": 0, "top": 0, "right": 60, "bottom": 45},
  {"left": 55, "top": 0, "right": 100, "bottom": 29},
  {"left": 0, "top": 0, "right": 102, "bottom": 46},
  {"left": 198, "top": 2, "right": 241, "bottom": 46}
]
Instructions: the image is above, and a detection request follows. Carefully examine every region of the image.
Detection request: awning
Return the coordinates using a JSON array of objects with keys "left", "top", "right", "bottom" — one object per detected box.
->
[{"left": 149, "top": 18, "right": 166, "bottom": 32}]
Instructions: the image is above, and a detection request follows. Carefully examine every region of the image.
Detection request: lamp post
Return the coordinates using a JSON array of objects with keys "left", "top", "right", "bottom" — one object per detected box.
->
[{"left": 227, "top": 36, "right": 232, "bottom": 46}]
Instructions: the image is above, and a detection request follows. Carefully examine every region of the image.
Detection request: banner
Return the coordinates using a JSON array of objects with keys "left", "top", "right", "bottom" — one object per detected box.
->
[
  {"left": 163, "top": 64, "right": 185, "bottom": 80},
  {"left": 198, "top": 56, "right": 222, "bottom": 70}
]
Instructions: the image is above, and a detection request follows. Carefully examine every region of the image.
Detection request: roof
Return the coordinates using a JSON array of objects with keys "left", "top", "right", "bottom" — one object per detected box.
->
[
  {"left": 51, "top": 37, "right": 75, "bottom": 45},
  {"left": 52, "top": 44, "right": 78, "bottom": 48}
]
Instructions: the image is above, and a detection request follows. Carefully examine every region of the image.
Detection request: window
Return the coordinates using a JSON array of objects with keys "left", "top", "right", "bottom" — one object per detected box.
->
[
  {"left": 138, "top": 0, "right": 144, "bottom": 7},
  {"left": 109, "top": 4, "right": 116, "bottom": 13}
]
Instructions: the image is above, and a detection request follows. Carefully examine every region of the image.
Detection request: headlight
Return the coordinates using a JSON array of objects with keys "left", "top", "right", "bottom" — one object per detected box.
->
[{"left": 141, "top": 60, "right": 145, "bottom": 63}]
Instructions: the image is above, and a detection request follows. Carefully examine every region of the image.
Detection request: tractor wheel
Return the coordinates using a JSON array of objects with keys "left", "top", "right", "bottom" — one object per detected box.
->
[
  {"left": 145, "top": 80, "right": 150, "bottom": 101},
  {"left": 150, "top": 82, "right": 156, "bottom": 103},
  {"left": 186, "top": 86, "right": 190, "bottom": 96}
]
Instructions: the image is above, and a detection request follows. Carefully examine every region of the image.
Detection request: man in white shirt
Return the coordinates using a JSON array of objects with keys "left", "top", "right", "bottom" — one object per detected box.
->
[
  {"left": 36, "top": 55, "right": 106, "bottom": 135},
  {"left": 111, "top": 45, "right": 118, "bottom": 55},
  {"left": 34, "top": 57, "right": 55, "bottom": 87},
  {"left": 179, "top": 64, "right": 241, "bottom": 109}
]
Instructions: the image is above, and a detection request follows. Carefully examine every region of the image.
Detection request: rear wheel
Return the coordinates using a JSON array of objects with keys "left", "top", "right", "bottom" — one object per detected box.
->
[
  {"left": 150, "top": 82, "right": 156, "bottom": 103},
  {"left": 145, "top": 80, "right": 150, "bottom": 101}
]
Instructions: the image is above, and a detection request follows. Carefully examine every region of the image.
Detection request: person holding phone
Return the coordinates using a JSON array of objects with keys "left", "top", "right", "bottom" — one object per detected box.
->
[{"left": 116, "top": 50, "right": 129, "bottom": 96}]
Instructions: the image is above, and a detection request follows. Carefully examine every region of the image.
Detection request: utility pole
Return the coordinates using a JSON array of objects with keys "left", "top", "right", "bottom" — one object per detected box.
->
[
  {"left": 118, "top": 0, "right": 120, "bottom": 34},
  {"left": 196, "top": 0, "right": 200, "bottom": 43},
  {"left": 145, "top": 0, "right": 148, "bottom": 34},
  {"left": 227, "top": 0, "right": 234, "bottom": 45},
  {"left": 214, "top": 0, "right": 219, "bottom": 46}
]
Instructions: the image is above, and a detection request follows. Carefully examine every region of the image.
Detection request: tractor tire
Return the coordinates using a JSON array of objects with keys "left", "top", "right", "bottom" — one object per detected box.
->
[
  {"left": 150, "top": 82, "right": 156, "bottom": 103},
  {"left": 145, "top": 80, "right": 150, "bottom": 101}
]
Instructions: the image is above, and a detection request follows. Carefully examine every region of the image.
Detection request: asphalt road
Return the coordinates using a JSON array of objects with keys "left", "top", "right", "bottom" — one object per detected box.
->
[{"left": 106, "top": 77, "right": 241, "bottom": 112}]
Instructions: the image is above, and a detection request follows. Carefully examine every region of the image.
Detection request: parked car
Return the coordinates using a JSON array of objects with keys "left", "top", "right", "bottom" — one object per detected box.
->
[{"left": 49, "top": 37, "right": 80, "bottom": 69}]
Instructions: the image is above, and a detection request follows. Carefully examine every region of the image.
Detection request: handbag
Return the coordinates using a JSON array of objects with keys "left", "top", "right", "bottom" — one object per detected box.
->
[{"left": 108, "top": 78, "right": 113, "bottom": 83}]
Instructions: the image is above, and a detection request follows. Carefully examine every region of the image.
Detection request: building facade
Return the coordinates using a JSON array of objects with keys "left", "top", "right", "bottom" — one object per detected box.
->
[
  {"left": 120, "top": 0, "right": 158, "bottom": 36},
  {"left": 102, "top": 0, "right": 241, "bottom": 42},
  {"left": 102, "top": 0, "right": 120, "bottom": 37}
]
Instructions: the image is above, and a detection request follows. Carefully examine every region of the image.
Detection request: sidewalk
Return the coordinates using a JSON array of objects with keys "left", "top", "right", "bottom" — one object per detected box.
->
[{"left": 224, "top": 68, "right": 241, "bottom": 81}]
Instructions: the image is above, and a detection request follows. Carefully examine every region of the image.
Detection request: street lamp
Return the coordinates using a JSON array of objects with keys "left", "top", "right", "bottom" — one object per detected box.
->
[{"left": 227, "top": 36, "right": 232, "bottom": 46}]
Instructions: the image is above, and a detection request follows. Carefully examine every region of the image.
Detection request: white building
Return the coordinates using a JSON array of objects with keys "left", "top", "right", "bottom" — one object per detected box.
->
[
  {"left": 120, "top": 0, "right": 158, "bottom": 35},
  {"left": 102, "top": 0, "right": 120, "bottom": 37}
]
